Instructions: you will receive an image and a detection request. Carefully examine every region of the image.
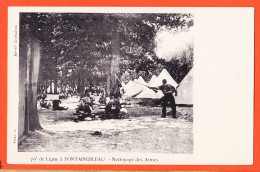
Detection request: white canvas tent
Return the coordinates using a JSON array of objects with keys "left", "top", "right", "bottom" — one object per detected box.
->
[
  {"left": 123, "top": 77, "right": 147, "bottom": 97},
  {"left": 136, "top": 69, "right": 177, "bottom": 99},
  {"left": 150, "top": 69, "right": 178, "bottom": 88},
  {"left": 175, "top": 68, "right": 193, "bottom": 105},
  {"left": 121, "top": 81, "right": 126, "bottom": 87},
  {"left": 148, "top": 75, "right": 157, "bottom": 86},
  {"left": 123, "top": 80, "right": 135, "bottom": 92},
  {"left": 137, "top": 76, "right": 147, "bottom": 85},
  {"left": 136, "top": 87, "right": 164, "bottom": 99}
]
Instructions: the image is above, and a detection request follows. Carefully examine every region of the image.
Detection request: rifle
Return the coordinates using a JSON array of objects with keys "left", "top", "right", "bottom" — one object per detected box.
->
[
  {"left": 132, "top": 81, "right": 150, "bottom": 87},
  {"left": 133, "top": 80, "right": 179, "bottom": 90}
]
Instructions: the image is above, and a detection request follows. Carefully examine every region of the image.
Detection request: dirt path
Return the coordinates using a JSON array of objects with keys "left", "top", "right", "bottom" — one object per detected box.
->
[{"left": 19, "top": 97, "right": 193, "bottom": 153}]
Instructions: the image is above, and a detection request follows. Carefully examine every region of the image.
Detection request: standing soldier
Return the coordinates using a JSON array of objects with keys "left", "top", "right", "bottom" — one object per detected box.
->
[{"left": 150, "top": 79, "right": 177, "bottom": 118}]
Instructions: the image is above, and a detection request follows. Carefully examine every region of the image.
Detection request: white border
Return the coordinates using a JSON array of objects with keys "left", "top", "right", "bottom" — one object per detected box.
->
[{"left": 8, "top": 7, "right": 254, "bottom": 165}]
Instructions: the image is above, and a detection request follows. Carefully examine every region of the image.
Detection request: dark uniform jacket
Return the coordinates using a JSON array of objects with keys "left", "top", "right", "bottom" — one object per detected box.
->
[{"left": 158, "top": 84, "right": 177, "bottom": 95}]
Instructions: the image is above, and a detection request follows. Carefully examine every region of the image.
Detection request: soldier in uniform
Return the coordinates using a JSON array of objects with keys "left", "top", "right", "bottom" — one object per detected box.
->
[
  {"left": 99, "top": 93, "right": 107, "bottom": 105},
  {"left": 105, "top": 95, "right": 121, "bottom": 119},
  {"left": 150, "top": 79, "right": 177, "bottom": 118},
  {"left": 52, "top": 99, "right": 68, "bottom": 111},
  {"left": 76, "top": 93, "right": 93, "bottom": 114}
]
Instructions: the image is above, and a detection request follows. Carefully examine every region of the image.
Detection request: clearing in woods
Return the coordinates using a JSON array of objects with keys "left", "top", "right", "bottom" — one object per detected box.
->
[{"left": 18, "top": 97, "right": 193, "bottom": 153}]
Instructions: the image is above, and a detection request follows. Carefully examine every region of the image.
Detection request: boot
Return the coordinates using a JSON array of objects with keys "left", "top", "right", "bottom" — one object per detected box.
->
[
  {"left": 162, "top": 107, "right": 166, "bottom": 118},
  {"left": 172, "top": 106, "right": 177, "bottom": 118},
  {"left": 172, "top": 112, "right": 177, "bottom": 118}
]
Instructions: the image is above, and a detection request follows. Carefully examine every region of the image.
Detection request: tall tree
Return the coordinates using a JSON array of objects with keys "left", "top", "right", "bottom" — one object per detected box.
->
[
  {"left": 20, "top": 14, "right": 43, "bottom": 131},
  {"left": 21, "top": 12, "right": 194, "bottom": 96}
]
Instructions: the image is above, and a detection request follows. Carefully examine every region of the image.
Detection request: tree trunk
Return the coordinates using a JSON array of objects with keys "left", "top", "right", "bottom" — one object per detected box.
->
[
  {"left": 77, "top": 69, "right": 81, "bottom": 94},
  {"left": 19, "top": 39, "right": 29, "bottom": 137},
  {"left": 60, "top": 69, "right": 63, "bottom": 92},
  {"left": 106, "top": 74, "right": 110, "bottom": 97},
  {"left": 45, "top": 81, "right": 47, "bottom": 93},
  {"left": 69, "top": 75, "right": 71, "bottom": 89},
  {"left": 72, "top": 75, "right": 74, "bottom": 90},
  {"left": 50, "top": 79, "right": 53, "bottom": 94},
  {"left": 54, "top": 56, "right": 58, "bottom": 94},
  {"left": 76, "top": 68, "right": 85, "bottom": 98},
  {"left": 27, "top": 39, "right": 42, "bottom": 131},
  {"left": 81, "top": 69, "right": 85, "bottom": 96},
  {"left": 61, "top": 67, "right": 66, "bottom": 92},
  {"left": 109, "top": 31, "right": 121, "bottom": 98}
]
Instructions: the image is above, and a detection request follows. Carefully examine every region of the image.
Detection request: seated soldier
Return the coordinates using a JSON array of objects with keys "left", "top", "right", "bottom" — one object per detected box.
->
[
  {"left": 52, "top": 99, "right": 68, "bottom": 111},
  {"left": 76, "top": 94, "right": 92, "bottom": 114},
  {"left": 42, "top": 91, "right": 47, "bottom": 100},
  {"left": 40, "top": 97, "right": 48, "bottom": 109},
  {"left": 37, "top": 93, "right": 41, "bottom": 101},
  {"left": 105, "top": 95, "right": 121, "bottom": 119},
  {"left": 99, "top": 94, "right": 106, "bottom": 105},
  {"left": 67, "top": 89, "right": 73, "bottom": 97},
  {"left": 59, "top": 92, "right": 65, "bottom": 99}
]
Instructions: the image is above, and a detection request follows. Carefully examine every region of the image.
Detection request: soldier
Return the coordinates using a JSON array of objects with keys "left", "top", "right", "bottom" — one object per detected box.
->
[
  {"left": 150, "top": 79, "right": 177, "bottom": 118},
  {"left": 76, "top": 93, "right": 93, "bottom": 113},
  {"left": 105, "top": 95, "right": 121, "bottom": 119},
  {"left": 99, "top": 93, "right": 107, "bottom": 105},
  {"left": 52, "top": 99, "right": 68, "bottom": 111},
  {"left": 39, "top": 97, "right": 48, "bottom": 109}
]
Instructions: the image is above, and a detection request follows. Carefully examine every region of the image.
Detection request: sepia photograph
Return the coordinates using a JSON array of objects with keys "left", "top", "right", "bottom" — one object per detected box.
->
[
  {"left": 17, "top": 12, "right": 194, "bottom": 153},
  {"left": 5, "top": 7, "right": 254, "bottom": 166}
]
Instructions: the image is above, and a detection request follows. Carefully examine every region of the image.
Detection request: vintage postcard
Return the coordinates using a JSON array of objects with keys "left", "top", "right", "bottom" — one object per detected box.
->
[{"left": 2, "top": 6, "right": 254, "bottom": 169}]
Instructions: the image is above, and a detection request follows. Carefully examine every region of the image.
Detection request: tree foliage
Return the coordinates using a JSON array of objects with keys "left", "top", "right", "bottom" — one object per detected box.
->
[{"left": 20, "top": 13, "right": 194, "bottom": 92}]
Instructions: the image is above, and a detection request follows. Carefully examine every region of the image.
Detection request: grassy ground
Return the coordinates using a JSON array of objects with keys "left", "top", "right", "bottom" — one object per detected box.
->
[{"left": 18, "top": 97, "right": 193, "bottom": 153}]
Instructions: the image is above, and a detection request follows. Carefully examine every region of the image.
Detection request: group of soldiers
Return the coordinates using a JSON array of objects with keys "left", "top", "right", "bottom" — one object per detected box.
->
[
  {"left": 77, "top": 92, "right": 121, "bottom": 119},
  {"left": 77, "top": 79, "right": 178, "bottom": 119},
  {"left": 39, "top": 78, "right": 178, "bottom": 119}
]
